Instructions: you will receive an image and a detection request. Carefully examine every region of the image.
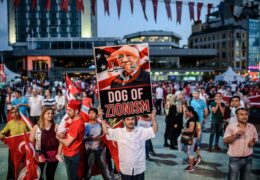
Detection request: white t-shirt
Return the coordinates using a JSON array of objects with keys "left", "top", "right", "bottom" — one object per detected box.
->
[
  {"left": 107, "top": 127, "right": 155, "bottom": 175},
  {"left": 155, "top": 87, "right": 163, "bottom": 99},
  {"left": 84, "top": 122, "right": 102, "bottom": 150},
  {"left": 231, "top": 84, "right": 237, "bottom": 92},
  {"left": 29, "top": 95, "right": 44, "bottom": 116}
]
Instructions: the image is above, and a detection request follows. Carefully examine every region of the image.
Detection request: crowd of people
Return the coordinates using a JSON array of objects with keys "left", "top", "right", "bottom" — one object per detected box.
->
[{"left": 0, "top": 78, "right": 259, "bottom": 180}]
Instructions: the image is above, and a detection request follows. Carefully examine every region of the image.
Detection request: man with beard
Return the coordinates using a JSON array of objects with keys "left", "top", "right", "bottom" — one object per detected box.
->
[
  {"left": 108, "top": 45, "right": 150, "bottom": 88},
  {"left": 224, "top": 108, "right": 258, "bottom": 180},
  {"left": 101, "top": 110, "right": 157, "bottom": 180},
  {"left": 56, "top": 100, "right": 85, "bottom": 180}
]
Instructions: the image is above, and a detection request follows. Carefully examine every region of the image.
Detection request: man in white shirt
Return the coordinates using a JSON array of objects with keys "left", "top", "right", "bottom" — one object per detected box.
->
[
  {"left": 29, "top": 88, "right": 44, "bottom": 124},
  {"left": 155, "top": 84, "right": 163, "bottom": 115},
  {"left": 102, "top": 110, "right": 157, "bottom": 180}
]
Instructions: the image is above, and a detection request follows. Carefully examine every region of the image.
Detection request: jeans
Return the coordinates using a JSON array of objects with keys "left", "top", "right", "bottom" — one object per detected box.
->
[
  {"left": 64, "top": 153, "right": 80, "bottom": 180},
  {"left": 155, "top": 99, "right": 162, "bottom": 114},
  {"left": 39, "top": 161, "right": 58, "bottom": 180},
  {"left": 121, "top": 172, "right": 144, "bottom": 180},
  {"left": 145, "top": 140, "right": 154, "bottom": 158},
  {"left": 209, "top": 122, "right": 223, "bottom": 148},
  {"left": 85, "top": 148, "right": 110, "bottom": 180},
  {"left": 229, "top": 155, "right": 253, "bottom": 180}
]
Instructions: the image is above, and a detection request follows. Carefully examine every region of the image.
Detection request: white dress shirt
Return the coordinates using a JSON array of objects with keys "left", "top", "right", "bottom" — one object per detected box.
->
[{"left": 107, "top": 127, "right": 155, "bottom": 175}]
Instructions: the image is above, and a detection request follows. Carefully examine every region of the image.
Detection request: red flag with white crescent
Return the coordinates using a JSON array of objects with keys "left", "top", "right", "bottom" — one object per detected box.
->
[
  {"left": 176, "top": 1, "right": 182, "bottom": 24},
  {"left": 91, "top": 0, "right": 96, "bottom": 16},
  {"left": 44, "top": 0, "right": 51, "bottom": 11},
  {"left": 130, "top": 0, "right": 134, "bottom": 14},
  {"left": 4, "top": 133, "right": 30, "bottom": 179},
  {"left": 188, "top": 1, "right": 195, "bottom": 21},
  {"left": 152, "top": 0, "right": 158, "bottom": 22},
  {"left": 76, "top": 0, "right": 84, "bottom": 13},
  {"left": 165, "top": 0, "right": 172, "bottom": 21},
  {"left": 197, "top": 2, "right": 203, "bottom": 22},
  {"left": 140, "top": 0, "right": 148, "bottom": 21},
  {"left": 66, "top": 75, "right": 81, "bottom": 100},
  {"left": 20, "top": 112, "right": 33, "bottom": 130},
  {"left": 116, "top": 0, "right": 122, "bottom": 19},
  {"left": 60, "top": 0, "right": 69, "bottom": 12}
]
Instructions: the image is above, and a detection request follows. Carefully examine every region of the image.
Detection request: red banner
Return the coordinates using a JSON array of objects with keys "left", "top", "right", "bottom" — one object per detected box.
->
[
  {"left": 176, "top": 1, "right": 182, "bottom": 24},
  {"left": 165, "top": 0, "right": 172, "bottom": 21},
  {"left": 76, "top": 0, "right": 84, "bottom": 13},
  {"left": 188, "top": 1, "right": 194, "bottom": 21},
  {"left": 197, "top": 2, "right": 203, "bottom": 22},
  {"left": 31, "top": 0, "right": 37, "bottom": 10},
  {"left": 44, "top": 0, "right": 51, "bottom": 11},
  {"left": 116, "top": 0, "right": 122, "bottom": 19},
  {"left": 140, "top": 0, "right": 148, "bottom": 21},
  {"left": 152, "top": 0, "right": 158, "bottom": 22},
  {"left": 91, "top": 0, "right": 96, "bottom": 16},
  {"left": 0, "top": 64, "right": 6, "bottom": 83},
  {"left": 130, "top": 0, "right": 134, "bottom": 14},
  {"left": 103, "top": 0, "right": 110, "bottom": 16},
  {"left": 60, "top": 0, "right": 69, "bottom": 12}
]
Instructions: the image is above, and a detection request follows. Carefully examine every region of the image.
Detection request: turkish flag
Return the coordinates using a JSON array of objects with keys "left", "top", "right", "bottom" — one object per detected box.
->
[
  {"left": 189, "top": 1, "right": 195, "bottom": 21},
  {"left": 116, "top": 0, "right": 122, "bottom": 19},
  {"left": 66, "top": 75, "right": 81, "bottom": 100},
  {"left": 76, "top": 0, "right": 84, "bottom": 13},
  {"left": 197, "top": 2, "right": 203, "bottom": 22},
  {"left": 100, "top": 119, "right": 123, "bottom": 172},
  {"left": 31, "top": 0, "right": 37, "bottom": 10},
  {"left": 103, "top": 0, "right": 110, "bottom": 16},
  {"left": 152, "top": 0, "right": 158, "bottom": 23},
  {"left": 91, "top": 0, "right": 96, "bottom": 16},
  {"left": 165, "top": 0, "right": 172, "bottom": 21},
  {"left": 130, "top": 0, "right": 134, "bottom": 14},
  {"left": 4, "top": 133, "right": 30, "bottom": 179},
  {"left": 44, "top": 0, "right": 51, "bottom": 11},
  {"left": 13, "top": 0, "right": 21, "bottom": 8},
  {"left": 20, "top": 132, "right": 39, "bottom": 180},
  {"left": 60, "top": 0, "right": 69, "bottom": 12},
  {"left": 176, "top": 1, "right": 182, "bottom": 24},
  {"left": 140, "top": 0, "right": 148, "bottom": 21}
]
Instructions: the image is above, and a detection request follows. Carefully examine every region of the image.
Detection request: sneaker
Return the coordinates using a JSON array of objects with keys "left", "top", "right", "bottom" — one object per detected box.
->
[
  {"left": 146, "top": 156, "right": 151, "bottom": 161},
  {"left": 150, "top": 151, "right": 156, "bottom": 156},
  {"left": 214, "top": 146, "right": 222, "bottom": 151},
  {"left": 193, "top": 159, "right": 201, "bottom": 167},
  {"left": 55, "top": 155, "right": 64, "bottom": 163},
  {"left": 208, "top": 147, "right": 212, "bottom": 152},
  {"left": 164, "top": 143, "right": 170, "bottom": 147},
  {"left": 184, "top": 165, "right": 194, "bottom": 172}
]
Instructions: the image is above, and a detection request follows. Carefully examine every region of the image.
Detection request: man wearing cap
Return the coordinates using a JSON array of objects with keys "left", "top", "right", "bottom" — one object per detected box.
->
[
  {"left": 56, "top": 99, "right": 85, "bottom": 180},
  {"left": 101, "top": 110, "right": 157, "bottom": 180},
  {"left": 108, "top": 45, "right": 150, "bottom": 88}
]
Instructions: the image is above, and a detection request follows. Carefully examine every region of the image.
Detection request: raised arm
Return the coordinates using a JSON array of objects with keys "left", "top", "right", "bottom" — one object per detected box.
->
[{"left": 151, "top": 110, "right": 158, "bottom": 133}]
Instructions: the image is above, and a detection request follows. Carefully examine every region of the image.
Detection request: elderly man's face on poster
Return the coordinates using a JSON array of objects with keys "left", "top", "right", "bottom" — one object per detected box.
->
[{"left": 116, "top": 53, "right": 139, "bottom": 74}]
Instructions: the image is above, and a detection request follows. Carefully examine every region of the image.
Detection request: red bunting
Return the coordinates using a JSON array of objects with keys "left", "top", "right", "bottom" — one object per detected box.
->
[
  {"left": 176, "top": 1, "right": 182, "bottom": 24},
  {"left": 165, "top": 0, "right": 172, "bottom": 21},
  {"left": 103, "top": 0, "right": 110, "bottom": 16},
  {"left": 60, "top": 0, "right": 69, "bottom": 12},
  {"left": 13, "top": 0, "right": 21, "bottom": 8},
  {"left": 91, "top": 0, "right": 96, "bottom": 16},
  {"left": 44, "top": 0, "right": 51, "bottom": 11},
  {"left": 188, "top": 1, "right": 194, "bottom": 21},
  {"left": 140, "top": 0, "right": 148, "bottom": 21},
  {"left": 207, "top": 3, "right": 213, "bottom": 16},
  {"left": 116, "top": 0, "right": 122, "bottom": 19},
  {"left": 76, "top": 0, "right": 84, "bottom": 13},
  {"left": 152, "top": 0, "right": 158, "bottom": 22},
  {"left": 31, "top": 0, "right": 37, "bottom": 10},
  {"left": 130, "top": 0, "right": 134, "bottom": 14},
  {"left": 197, "top": 2, "right": 203, "bottom": 22}
]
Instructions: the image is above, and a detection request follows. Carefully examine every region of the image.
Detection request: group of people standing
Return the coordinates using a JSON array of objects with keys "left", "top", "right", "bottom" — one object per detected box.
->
[{"left": 155, "top": 81, "right": 258, "bottom": 179}]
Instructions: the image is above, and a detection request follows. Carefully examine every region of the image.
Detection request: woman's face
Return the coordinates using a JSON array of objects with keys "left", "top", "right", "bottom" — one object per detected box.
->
[
  {"left": 44, "top": 110, "right": 54, "bottom": 122},
  {"left": 45, "top": 90, "right": 50, "bottom": 97}
]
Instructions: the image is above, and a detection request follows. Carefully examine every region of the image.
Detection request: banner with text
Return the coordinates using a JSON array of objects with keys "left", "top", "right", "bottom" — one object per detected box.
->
[{"left": 94, "top": 43, "right": 153, "bottom": 119}]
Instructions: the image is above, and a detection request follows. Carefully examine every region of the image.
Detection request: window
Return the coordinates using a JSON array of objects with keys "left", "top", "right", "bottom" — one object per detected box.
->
[
  {"left": 222, "top": 52, "right": 226, "bottom": 58},
  {"left": 222, "top": 33, "right": 226, "bottom": 39},
  {"left": 222, "top": 42, "right": 226, "bottom": 48}
]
